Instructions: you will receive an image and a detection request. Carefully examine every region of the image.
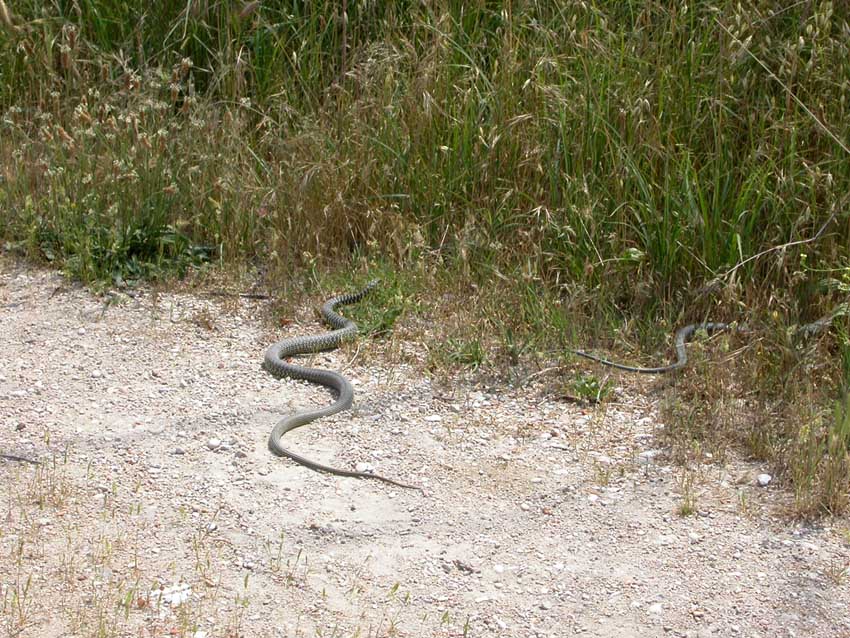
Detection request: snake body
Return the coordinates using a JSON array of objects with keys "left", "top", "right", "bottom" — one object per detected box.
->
[
  {"left": 264, "top": 281, "right": 420, "bottom": 490},
  {"left": 573, "top": 322, "right": 732, "bottom": 374}
]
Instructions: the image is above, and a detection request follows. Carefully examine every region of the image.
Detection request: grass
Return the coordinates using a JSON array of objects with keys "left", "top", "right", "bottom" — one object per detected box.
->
[{"left": 1, "top": 1, "right": 849, "bottom": 514}]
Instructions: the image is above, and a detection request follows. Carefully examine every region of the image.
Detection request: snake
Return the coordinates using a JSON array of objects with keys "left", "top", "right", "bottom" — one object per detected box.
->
[
  {"left": 573, "top": 322, "right": 733, "bottom": 373},
  {"left": 263, "top": 280, "right": 421, "bottom": 491},
  {"left": 573, "top": 311, "right": 841, "bottom": 374}
]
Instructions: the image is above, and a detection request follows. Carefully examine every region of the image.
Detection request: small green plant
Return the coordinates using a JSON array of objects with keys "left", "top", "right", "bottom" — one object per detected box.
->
[
  {"left": 677, "top": 470, "right": 698, "bottom": 517},
  {"left": 444, "top": 338, "right": 487, "bottom": 371},
  {"left": 593, "top": 462, "right": 612, "bottom": 487},
  {"left": 567, "top": 373, "right": 611, "bottom": 404}
]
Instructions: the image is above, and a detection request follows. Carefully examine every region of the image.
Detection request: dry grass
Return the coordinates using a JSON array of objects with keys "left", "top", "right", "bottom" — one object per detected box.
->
[{"left": 659, "top": 324, "right": 850, "bottom": 519}]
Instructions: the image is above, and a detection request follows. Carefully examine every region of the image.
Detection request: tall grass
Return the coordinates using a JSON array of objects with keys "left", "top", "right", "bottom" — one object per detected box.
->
[
  {"left": 1, "top": 1, "right": 849, "bottom": 511},
  {"left": 2, "top": 1, "right": 847, "bottom": 302}
]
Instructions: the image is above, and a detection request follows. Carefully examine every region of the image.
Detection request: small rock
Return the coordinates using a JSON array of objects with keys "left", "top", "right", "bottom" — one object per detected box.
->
[
  {"left": 540, "top": 601, "right": 553, "bottom": 610},
  {"left": 206, "top": 438, "right": 222, "bottom": 451},
  {"left": 78, "top": 327, "right": 86, "bottom": 335},
  {"left": 424, "top": 415, "right": 442, "bottom": 422},
  {"left": 520, "top": 502, "right": 531, "bottom": 511},
  {"left": 453, "top": 559, "right": 476, "bottom": 574},
  {"left": 151, "top": 583, "right": 192, "bottom": 607},
  {"left": 172, "top": 447, "right": 186, "bottom": 455},
  {"left": 637, "top": 449, "right": 663, "bottom": 465},
  {"left": 648, "top": 603, "right": 663, "bottom": 615},
  {"left": 355, "top": 462, "right": 374, "bottom": 473},
  {"left": 756, "top": 473, "right": 772, "bottom": 487}
]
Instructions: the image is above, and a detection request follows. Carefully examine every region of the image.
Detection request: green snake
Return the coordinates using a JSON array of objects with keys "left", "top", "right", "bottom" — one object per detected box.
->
[{"left": 264, "top": 281, "right": 421, "bottom": 491}]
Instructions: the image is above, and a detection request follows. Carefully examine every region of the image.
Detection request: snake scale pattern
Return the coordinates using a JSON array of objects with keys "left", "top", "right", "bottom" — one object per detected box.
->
[{"left": 264, "top": 280, "right": 420, "bottom": 491}]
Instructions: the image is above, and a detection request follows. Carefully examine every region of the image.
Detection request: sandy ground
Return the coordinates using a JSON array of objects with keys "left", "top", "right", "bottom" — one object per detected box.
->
[{"left": 1, "top": 262, "right": 849, "bottom": 638}]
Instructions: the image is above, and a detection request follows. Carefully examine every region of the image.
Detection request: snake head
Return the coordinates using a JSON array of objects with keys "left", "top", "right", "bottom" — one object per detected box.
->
[{"left": 364, "top": 279, "right": 380, "bottom": 293}]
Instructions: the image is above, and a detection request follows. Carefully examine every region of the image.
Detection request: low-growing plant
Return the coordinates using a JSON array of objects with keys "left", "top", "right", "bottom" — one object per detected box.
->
[{"left": 567, "top": 373, "right": 612, "bottom": 404}]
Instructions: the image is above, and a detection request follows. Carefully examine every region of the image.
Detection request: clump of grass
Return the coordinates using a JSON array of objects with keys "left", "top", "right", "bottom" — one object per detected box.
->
[
  {"left": 2, "top": 1, "right": 847, "bottom": 310},
  {"left": 439, "top": 337, "right": 487, "bottom": 372},
  {"left": 677, "top": 470, "right": 699, "bottom": 517},
  {"left": 661, "top": 319, "right": 850, "bottom": 518},
  {"left": 790, "top": 393, "right": 850, "bottom": 518}
]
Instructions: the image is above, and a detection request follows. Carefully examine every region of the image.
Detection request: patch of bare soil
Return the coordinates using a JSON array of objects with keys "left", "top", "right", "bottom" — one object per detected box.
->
[{"left": 1, "top": 263, "right": 849, "bottom": 638}]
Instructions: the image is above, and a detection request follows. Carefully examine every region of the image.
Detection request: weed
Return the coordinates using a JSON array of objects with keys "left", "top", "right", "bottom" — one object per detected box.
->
[
  {"left": 567, "top": 373, "right": 611, "bottom": 404},
  {"left": 442, "top": 338, "right": 487, "bottom": 371},
  {"left": 677, "top": 470, "right": 698, "bottom": 517},
  {"left": 825, "top": 558, "right": 848, "bottom": 586}
]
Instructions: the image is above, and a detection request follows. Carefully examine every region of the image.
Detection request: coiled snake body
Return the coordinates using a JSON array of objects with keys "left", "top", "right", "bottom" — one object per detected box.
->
[{"left": 264, "top": 281, "right": 420, "bottom": 490}]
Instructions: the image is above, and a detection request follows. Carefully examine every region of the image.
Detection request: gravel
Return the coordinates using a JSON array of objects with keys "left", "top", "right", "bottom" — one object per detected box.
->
[{"left": 1, "top": 263, "right": 849, "bottom": 637}]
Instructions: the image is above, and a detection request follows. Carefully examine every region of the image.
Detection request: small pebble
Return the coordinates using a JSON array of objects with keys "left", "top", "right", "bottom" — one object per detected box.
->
[
  {"left": 637, "top": 449, "right": 663, "bottom": 465},
  {"left": 757, "top": 473, "right": 772, "bottom": 487},
  {"left": 206, "top": 438, "right": 222, "bottom": 451}
]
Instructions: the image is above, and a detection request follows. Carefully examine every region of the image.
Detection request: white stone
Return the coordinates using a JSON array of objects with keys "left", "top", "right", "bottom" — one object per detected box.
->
[{"left": 151, "top": 583, "right": 192, "bottom": 606}]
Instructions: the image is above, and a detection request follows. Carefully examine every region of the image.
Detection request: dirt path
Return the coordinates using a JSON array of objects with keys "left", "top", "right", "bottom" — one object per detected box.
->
[{"left": 1, "top": 263, "right": 848, "bottom": 638}]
